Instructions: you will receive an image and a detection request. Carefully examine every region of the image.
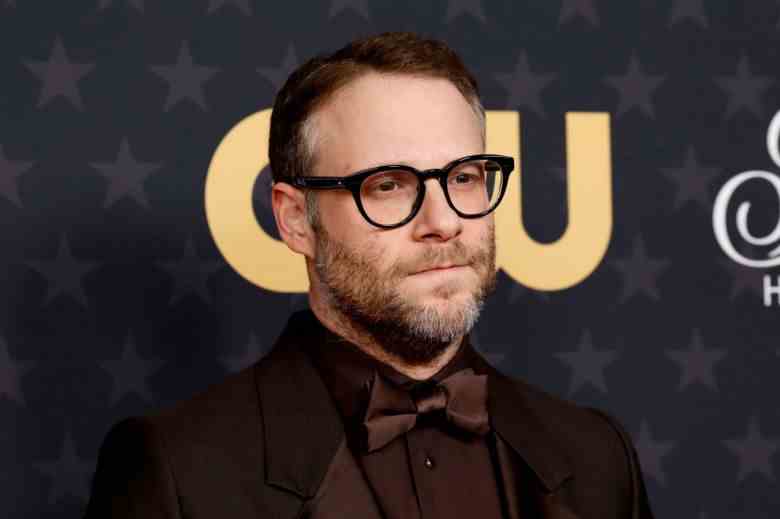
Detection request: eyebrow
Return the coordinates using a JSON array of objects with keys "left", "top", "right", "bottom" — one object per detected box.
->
[
  {"left": 348, "top": 159, "right": 413, "bottom": 171},
  {"left": 344, "top": 156, "right": 465, "bottom": 175},
  {"left": 337, "top": 161, "right": 402, "bottom": 177}
]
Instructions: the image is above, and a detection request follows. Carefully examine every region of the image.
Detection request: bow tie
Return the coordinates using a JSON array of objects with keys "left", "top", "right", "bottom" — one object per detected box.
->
[{"left": 360, "top": 367, "right": 490, "bottom": 453}]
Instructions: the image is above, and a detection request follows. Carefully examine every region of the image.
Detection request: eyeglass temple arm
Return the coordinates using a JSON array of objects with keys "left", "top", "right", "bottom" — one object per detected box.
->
[{"left": 293, "top": 177, "right": 349, "bottom": 189}]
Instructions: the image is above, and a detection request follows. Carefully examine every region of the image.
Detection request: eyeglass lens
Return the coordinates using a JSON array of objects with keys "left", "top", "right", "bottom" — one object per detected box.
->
[{"left": 358, "top": 158, "right": 504, "bottom": 226}]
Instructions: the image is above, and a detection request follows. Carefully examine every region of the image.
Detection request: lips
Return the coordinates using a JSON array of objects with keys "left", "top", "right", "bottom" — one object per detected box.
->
[{"left": 414, "top": 264, "right": 465, "bottom": 274}]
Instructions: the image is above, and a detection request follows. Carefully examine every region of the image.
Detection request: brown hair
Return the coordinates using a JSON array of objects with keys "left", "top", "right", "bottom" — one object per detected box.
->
[{"left": 268, "top": 31, "right": 485, "bottom": 186}]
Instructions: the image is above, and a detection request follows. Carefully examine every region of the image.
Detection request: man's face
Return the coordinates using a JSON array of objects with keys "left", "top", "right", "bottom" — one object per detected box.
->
[{"left": 309, "top": 73, "right": 497, "bottom": 366}]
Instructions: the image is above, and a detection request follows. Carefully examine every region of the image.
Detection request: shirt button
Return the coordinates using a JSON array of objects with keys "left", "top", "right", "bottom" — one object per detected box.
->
[{"left": 424, "top": 456, "right": 435, "bottom": 469}]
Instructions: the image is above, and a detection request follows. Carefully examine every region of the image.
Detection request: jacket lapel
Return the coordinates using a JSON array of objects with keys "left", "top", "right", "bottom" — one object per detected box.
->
[
  {"left": 254, "top": 317, "right": 346, "bottom": 501},
  {"left": 253, "top": 314, "right": 385, "bottom": 518},
  {"left": 471, "top": 352, "right": 583, "bottom": 519}
]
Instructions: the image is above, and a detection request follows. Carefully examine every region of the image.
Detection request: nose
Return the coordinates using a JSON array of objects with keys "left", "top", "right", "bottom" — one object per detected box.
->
[{"left": 411, "top": 178, "right": 462, "bottom": 241}]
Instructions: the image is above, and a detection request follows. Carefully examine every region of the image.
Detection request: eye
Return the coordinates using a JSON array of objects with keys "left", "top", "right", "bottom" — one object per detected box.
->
[
  {"left": 377, "top": 179, "right": 399, "bottom": 192},
  {"left": 449, "top": 167, "right": 484, "bottom": 187},
  {"left": 363, "top": 170, "right": 416, "bottom": 197},
  {"left": 454, "top": 172, "right": 479, "bottom": 184}
]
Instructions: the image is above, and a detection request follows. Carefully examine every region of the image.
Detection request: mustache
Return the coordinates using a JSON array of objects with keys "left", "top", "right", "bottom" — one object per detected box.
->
[{"left": 398, "top": 240, "right": 479, "bottom": 275}]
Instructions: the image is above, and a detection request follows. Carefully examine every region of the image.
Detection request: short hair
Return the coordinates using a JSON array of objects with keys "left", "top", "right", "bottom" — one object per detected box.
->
[{"left": 268, "top": 31, "right": 485, "bottom": 188}]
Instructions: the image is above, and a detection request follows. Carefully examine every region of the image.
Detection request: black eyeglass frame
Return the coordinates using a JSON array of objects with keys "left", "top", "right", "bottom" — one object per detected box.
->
[{"left": 282, "top": 153, "right": 515, "bottom": 229}]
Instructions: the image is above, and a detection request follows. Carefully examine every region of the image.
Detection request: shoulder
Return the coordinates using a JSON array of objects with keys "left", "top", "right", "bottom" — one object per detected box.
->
[
  {"left": 93, "top": 366, "right": 264, "bottom": 494},
  {"left": 87, "top": 362, "right": 297, "bottom": 516},
  {"left": 96, "top": 364, "right": 263, "bottom": 484},
  {"left": 493, "top": 371, "right": 651, "bottom": 514},
  {"left": 131, "top": 365, "right": 263, "bottom": 458},
  {"left": 512, "top": 375, "right": 631, "bottom": 450},
  {"left": 105, "top": 332, "right": 315, "bottom": 455}
]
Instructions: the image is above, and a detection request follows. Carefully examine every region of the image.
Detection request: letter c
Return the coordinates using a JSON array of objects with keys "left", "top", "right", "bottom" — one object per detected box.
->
[{"left": 205, "top": 109, "right": 309, "bottom": 292}]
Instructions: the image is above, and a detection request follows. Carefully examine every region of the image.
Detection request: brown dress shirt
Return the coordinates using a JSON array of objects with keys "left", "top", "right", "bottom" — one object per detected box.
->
[{"left": 300, "top": 310, "right": 505, "bottom": 519}]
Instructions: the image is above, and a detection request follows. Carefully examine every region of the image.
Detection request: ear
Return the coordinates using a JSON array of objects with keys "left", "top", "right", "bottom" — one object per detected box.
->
[{"left": 271, "top": 181, "right": 316, "bottom": 259}]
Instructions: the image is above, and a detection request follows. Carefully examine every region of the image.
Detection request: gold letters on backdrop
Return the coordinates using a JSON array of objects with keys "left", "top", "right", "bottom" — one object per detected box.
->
[{"left": 204, "top": 109, "right": 612, "bottom": 292}]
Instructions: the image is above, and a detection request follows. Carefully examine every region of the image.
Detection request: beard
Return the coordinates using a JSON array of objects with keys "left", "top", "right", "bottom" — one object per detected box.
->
[{"left": 312, "top": 220, "right": 497, "bottom": 366}]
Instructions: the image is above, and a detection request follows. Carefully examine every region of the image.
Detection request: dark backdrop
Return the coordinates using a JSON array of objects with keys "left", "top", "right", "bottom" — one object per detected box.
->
[{"left": 2, "top": 1, "right": 780, "bottom": 517}]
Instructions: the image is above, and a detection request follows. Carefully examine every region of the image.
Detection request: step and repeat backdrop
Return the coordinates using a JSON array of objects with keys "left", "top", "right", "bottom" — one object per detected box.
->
[{"left": 3, "top": 0, "right": 780, "bottom": 517}]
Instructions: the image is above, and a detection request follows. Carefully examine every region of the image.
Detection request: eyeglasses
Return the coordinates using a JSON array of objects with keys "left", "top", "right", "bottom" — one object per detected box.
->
[{"left": 282, "top": 154, "right": 514, "bottom": 229}]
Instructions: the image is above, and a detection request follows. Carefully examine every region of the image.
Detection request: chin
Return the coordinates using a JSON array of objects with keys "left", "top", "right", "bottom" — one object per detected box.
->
[
  {"left": 402, "top": 295, "right": 481, "bottom": 343},
  {"left": 413, "top": 289, "right": 476, "bottom": 315},
  {"left": 402, "top": 285, "right": 456, "bottom": 305}
]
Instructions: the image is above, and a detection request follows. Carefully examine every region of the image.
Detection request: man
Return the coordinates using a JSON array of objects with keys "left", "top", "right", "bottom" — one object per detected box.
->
[{"left": 85, "top": 32, "right": 653, "bottom": 518}]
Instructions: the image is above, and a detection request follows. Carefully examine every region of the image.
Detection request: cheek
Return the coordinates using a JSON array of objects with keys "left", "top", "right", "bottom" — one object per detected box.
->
[
  {"left": 463, "top": 217, "right": 492, "bottom": 244},
  {"left": 355, "top": 233, "right": 411, "bottom": 278},
  {"left": 319, "top": 201, "right": 399, "bottom": 267},
  {"left": 365, "top": 235, "right": 398, "bottom": 269},
  {"left": 319, "top": 195, "right": 371, "bottom": 236}
]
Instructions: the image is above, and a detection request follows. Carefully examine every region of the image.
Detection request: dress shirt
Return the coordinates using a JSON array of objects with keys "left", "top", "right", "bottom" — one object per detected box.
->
[{"left": 299, "top": 310, "right": 506, "bottom": 519}]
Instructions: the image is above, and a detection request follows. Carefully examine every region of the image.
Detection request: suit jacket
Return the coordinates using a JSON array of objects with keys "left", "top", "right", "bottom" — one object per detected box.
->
[{"left": 84, "top": 312, "right": 654, "bottom": 519}]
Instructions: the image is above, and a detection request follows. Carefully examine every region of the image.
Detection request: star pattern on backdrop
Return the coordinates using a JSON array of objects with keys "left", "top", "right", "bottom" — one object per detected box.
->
[
  {"left": 207, "top": 0, "right": 252, "bottom": 16},
  {"left": 258, "top": 45, "right": 300, "bottom": 92},
  {"left": 0, "top": 144, "right": 34, "bottom": 208},
  {"left": 661, "top": 147, "right": 721, "bottom": 211},
  {"left": 5, "top": 4, "right": 780, "bottom": 517},
  {"left": 723, "top": 416, "right": 779, "bottom": 482},
  {"left": 0, "top": 334, "right": 33, "bottom": 406},
  {"left": 220, "top": 333, "right": 271, "bottom": 372},
  {"left": 554, "top": 330, "right": 618, "bottom": 395},
  {"left": 558, "top": 0, "right": 599, "bottom": 27},
  {"left": 158, "top": 238, "right": 224, "bottom": 305},
  {"left": 328, "top": 0, "right": 370, "bottom": 20},
  {"left": 604, "top": 55, "right": 665, "bottom": 118},
  {"left": 665, "top": 328, "right": 727, "bottom": 392},
  {"left": 495, "top": 52, "right": 556, "bottom": 118},
  {"left": 718, "top": 256, "right": 765, "bottom": 301},
  {"left": 612, "top": 236, "right": 670, "bottom": 303},
  {"left": 444, "top": 0, "right": 487, "bottom": 24},
  {"left": 23, "top": 37, "right": 94, "bottom": 110},
  {"left": 101, "top": 334, "right": 163, "bottom": 406},
  {"left": 634, "top": 420, "right": 676, "bottom": 486},
  {"left": 668, "top": 0, "right": 708, "bottom": 27},
  {"left": 715, "top": 57, "right": 773, "bottom": 119},
  {"left": 98, "top": 0, "right": 144, "bottom": 11},
  {"left": 33, "top": 429, "right": 93, "bottom": 504},
  {"left": 26, "top": 235, "right": 99, "bottom": 307},
  {"left": 150, "top": 42, "right": 218, "bottom": 111},
  {"left": 90, "top": 138, "right": 162, "bottom": 209}
]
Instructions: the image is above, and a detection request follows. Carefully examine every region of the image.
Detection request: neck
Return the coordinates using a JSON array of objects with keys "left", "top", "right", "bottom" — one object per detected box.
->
[{"left": 307, "top": 291, "right": 463, "bottom": 381}]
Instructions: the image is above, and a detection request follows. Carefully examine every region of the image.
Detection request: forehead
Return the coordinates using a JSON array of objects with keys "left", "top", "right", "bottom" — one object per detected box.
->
[{"left": 312, "top": 73, "right": 484, "bottom": 172}]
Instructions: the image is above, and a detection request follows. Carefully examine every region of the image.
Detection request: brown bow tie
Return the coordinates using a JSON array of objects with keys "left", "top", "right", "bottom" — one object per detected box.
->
[{"left": 360, "top": 368, "right": 490, "bottom": 453}]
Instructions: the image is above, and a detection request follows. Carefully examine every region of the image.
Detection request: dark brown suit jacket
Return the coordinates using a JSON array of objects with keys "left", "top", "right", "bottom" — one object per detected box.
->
[{"left": 84, "top": 312, "right": 654, "bottom": 518}]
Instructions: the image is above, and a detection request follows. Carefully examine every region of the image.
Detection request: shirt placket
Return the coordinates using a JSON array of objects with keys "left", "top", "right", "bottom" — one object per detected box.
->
[{"left": 406, "top": 425, "right": 440, "bottom": 518}]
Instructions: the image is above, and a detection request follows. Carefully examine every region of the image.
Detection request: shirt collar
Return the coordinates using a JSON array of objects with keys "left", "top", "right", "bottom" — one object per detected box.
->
[{"left": 297, "top": 308, "right": 478, "bottom": 424}]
